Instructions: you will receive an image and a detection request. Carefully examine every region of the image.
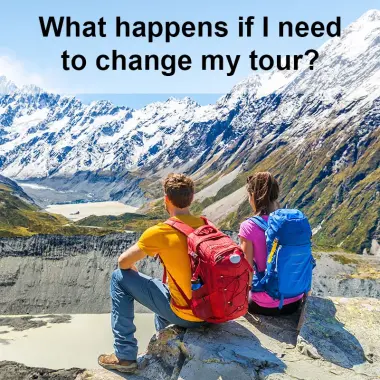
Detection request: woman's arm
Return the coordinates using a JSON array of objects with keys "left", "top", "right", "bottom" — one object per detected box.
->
[{"left": 240, "top": 236, "right": 254, "bottom": 286}]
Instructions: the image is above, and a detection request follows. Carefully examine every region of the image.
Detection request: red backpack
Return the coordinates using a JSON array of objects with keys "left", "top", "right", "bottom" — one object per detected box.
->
[{"left": 163, "top": 216, "right": 252, "bottom": 324}]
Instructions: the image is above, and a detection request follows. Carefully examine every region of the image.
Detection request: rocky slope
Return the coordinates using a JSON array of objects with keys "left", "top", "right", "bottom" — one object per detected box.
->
[
  {"left": 0, "top": 233, "right": 379, "bottom": 315},
  {"left": 1, "top": 296, "right": 379, "bottom": 380},
  {"left": 194, "top": 10, "right": 380, "bottom": 255},
  {"left": 0, "top": 11, "right": 379, "bottom": 253},
  {"left": 0, "top": 233, "right": 162, "bottom": 314}
]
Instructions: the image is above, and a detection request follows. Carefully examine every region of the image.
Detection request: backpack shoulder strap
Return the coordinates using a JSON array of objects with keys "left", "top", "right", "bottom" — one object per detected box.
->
[
  {"left": 248, "top": 216, "right": 268, "bottom": 231},
  {"left": 164, "top": 218, "right": 195, "bottom": 236},
  {"left": 199, "top": 216, "right": 217, "bottom": 229},
  {"left": 162, "top": 217, "right": 193, "bottom": 309},
  {"left": 164, "top": 267, "right": 192, "bottom": 310}
]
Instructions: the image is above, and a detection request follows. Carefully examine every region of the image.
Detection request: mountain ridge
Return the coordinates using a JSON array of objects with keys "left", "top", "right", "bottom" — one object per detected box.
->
[{"left": 0, "top": 10, "right": 379, "bottom": 253}]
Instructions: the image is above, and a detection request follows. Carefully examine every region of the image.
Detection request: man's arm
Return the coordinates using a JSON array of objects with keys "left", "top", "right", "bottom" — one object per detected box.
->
[{"left": 118, "top": 243, "right": 146, "bottom": 270}]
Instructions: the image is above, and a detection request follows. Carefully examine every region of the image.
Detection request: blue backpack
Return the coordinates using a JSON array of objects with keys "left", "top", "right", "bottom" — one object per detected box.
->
[{"left": 249, "top": 209, "right": 315, "bottom": 308}]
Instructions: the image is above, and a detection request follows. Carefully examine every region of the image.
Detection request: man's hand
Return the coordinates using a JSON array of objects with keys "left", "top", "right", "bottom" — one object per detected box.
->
[{"left": 118, "top": 243, "right": 146, "bottom": 270}]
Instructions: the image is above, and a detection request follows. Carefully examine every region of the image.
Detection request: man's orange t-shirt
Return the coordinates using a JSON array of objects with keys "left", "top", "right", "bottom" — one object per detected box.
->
[{"left": 137, "top": 215, "right": 205, "bottom": 322}]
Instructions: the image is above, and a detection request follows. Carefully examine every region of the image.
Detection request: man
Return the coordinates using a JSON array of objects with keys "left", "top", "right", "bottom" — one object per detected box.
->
[{"left": 98, "top": 173, "right": 205, "bottom": 373}]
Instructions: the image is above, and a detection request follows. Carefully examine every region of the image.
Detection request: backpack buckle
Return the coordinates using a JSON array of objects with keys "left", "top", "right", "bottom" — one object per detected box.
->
[{"left": 190, "top": 251, "right": 198, "bottom": 258}]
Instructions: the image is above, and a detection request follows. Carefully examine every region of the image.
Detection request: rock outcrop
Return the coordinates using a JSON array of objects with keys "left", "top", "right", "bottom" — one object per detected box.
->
[
  {"left": 297, "top": 297, "right": 380, "bottom": 378},
  {"left": 1, "top": 296, "right": 379, "bottom": 380}
]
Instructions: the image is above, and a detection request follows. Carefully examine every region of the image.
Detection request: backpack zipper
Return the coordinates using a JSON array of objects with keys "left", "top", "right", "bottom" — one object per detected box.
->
[{"left": 275, "top": 245, "right": 281, "bottom": 273}]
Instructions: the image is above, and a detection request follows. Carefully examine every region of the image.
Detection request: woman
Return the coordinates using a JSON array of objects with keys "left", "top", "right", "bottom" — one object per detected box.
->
[{"left": 239, "top": 172, "right": 303, "bottom": 316}]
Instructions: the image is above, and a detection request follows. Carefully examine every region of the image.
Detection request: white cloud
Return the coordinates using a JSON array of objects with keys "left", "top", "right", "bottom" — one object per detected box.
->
[{"left": 0, "top": 54, "right": 46, "bottom": 88}]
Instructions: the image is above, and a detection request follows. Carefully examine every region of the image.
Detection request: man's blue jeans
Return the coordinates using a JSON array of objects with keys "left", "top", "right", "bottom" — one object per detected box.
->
[{"left": 111, "top": 268, "right": 203, "bottom": 361}]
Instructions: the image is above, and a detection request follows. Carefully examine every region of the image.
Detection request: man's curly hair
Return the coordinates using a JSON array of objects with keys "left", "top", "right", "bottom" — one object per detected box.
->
[{"left": 164, "top": 173, "right": 195, "bottom": 209}]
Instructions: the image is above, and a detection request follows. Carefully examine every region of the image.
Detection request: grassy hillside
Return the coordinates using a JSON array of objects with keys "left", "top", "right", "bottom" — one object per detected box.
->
[
  {"left": 76, "top": 211, "right": 162, "bottom": 232},
  {"left": 0, "top": 183, "right": 117, "bottom": 237}
]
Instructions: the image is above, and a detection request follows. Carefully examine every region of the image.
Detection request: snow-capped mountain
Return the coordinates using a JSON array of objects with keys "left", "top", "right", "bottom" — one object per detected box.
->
[
  {"left": 0, "top": 76, "right": 17, "bottom": 94},
  {"left": 2, "top": 11, "right": 378, "bottom": 180},
  {"left": 0, "top": 76, "right": 43, "bottom": 96},
  {"left": 0, "top": 91, "right": 227, "bottom": 179},
  {"left": 150, "top": 9, "right": 379, "bottom": 172},
  {"left": 0, "top": 9, "right": 379, "bottom": 253}
]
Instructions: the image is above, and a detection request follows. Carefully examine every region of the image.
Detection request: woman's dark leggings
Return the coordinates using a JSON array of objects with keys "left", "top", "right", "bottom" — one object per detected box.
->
[{"left": 248, "top": 298, "right": 302, "bottom": 316}]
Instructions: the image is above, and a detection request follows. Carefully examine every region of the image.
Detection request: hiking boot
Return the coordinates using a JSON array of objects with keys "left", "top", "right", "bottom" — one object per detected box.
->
[{"left": 98, "top": 353, "right": 138, "bottom": 373}]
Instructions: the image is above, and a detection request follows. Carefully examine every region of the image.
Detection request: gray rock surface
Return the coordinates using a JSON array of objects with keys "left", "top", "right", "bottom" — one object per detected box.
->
[
  {"left": 2, "top": 297, "right": 379, "bottom": 380},
  {"left": 0, "top": 234, "right": 379, "bottom": 314},
  {"left": 297, "top": 297, "right": 380, "bottom": 378},
  {"left": 0, "top": 233, "right": 162, "bottom": 314},
  {"left": 0, "top": 361, "right": 84, "bottom": 380}
]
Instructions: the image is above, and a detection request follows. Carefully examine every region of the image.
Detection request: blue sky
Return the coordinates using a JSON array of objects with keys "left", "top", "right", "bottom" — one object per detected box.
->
[{"left": 0, "top": 0, "right": 378, "bottom": 97}]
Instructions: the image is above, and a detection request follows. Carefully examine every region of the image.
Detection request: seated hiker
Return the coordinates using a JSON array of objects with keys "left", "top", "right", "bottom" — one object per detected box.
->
[
  {"left": 239, "top": 171, "right": 314, "bottom": 317},
  {"left": 98, "top": 173, "right": 251, "bottom": 373}
]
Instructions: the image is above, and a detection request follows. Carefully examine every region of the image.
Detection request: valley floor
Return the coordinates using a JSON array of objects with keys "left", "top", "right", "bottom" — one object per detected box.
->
[
  {"left": 0, "top": 313, "right": 155, "bottom": 369},
  {"left": 45, "top": 201, "right": 139, "bottom": 221}
]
